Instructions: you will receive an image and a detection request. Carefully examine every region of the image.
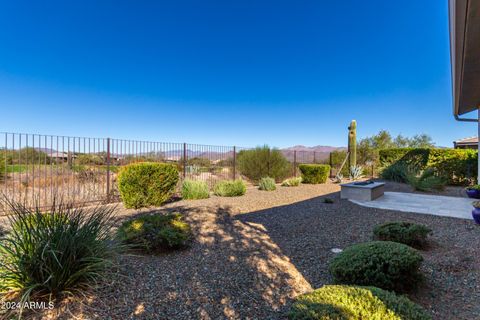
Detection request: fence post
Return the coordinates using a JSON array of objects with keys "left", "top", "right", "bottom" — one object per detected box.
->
[
  {"left": 106, "top": 137, "right": 111, "bottom": 202},
  {"left": 313, "top": 151, "right": 316, "bottom": 163},
  {"left": 183, "top": 143, "right": 187, "bottom": 179},
  {"left": 329, "top": 152, "right": 333, "bottom": 178},
  {"left": 232, "top": 146, "right": 236, "bottom": 180},
  {"left": 293, "top": 150, "right": 297, "bottom": 177}
]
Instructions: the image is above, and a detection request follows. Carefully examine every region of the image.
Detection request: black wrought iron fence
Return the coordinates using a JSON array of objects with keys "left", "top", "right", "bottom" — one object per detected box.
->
[{"left": 0, "top": 132, "right": 336, "bottom": 210}]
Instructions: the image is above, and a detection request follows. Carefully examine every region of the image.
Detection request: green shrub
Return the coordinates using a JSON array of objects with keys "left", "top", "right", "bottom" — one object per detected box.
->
[
  {"left": 467, "top": 184, "right": 480, "bottom": 190},
  {"left": 299, "top": 164, "right": 330, "bottom": 184},
  {"left": 117, "top": 162, "right": 179, "bottom": 209},
  {"left": 373, "top": 222, "right": 431, "bottom": 249},
  {"left": 181, "top": 179, "right": 210, "bottom": 200},
  {"left": 289, "top": 285, "right": 431, "bottom": 320},
  {"left": 213, "top": 180, "right": 247, "bottom": 197},
  {"left": 281, "top": 177, "right": 302, "bottom": 187},
  {"left": 258, "top": 177, "right": 276, "bottom": 191},
  {"left": 76, "top": 153, "right": 105, "bottom": 165},
  {"left": 329, "top": 241, "right": 423, "bottom": 292},
  {"left": 323, "top": 198, "right": 334, "bottom": 204},
  {"left": 407, "top": 169, "right": 446, "bottom": 192},
  {"left": 0, "top": 200, "right": 118, "bottom": 301},
  {"left": 380, "top": 162, "right": 411, "bottom": 183},
  {"left": 117, "top": 213, "right": 191, "bottom": 253},
  {"left": 237, "top": 146, "right": 291, "bottom": 183},
  {"left": 379, "top": 148, "right": 478, "bottom": 185}
]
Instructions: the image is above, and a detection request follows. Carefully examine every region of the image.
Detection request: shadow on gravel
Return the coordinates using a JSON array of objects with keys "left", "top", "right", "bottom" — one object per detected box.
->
[{"left": 53, "top": 189, "right": 480, "bottom": 320}]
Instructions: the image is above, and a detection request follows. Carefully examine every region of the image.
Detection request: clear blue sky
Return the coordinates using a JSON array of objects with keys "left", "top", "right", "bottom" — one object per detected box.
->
[{"left": 0, "top": 0, "right": 475, "bottom": 148}]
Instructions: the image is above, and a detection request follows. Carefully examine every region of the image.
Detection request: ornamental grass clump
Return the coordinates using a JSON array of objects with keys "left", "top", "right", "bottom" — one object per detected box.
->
[
  {"left": 213, "top": 180, "right": 246, "bottom": 197},
  {"left": 373, "top": 222, "right": 432, "bottom": 249},
  {"left": 117, "top": 213, "right": 192, "bottom": 253},
  {"left": 289, "top": 285, "right": 431, "bottom": 320},
  {"left": 181, "top": 179, "right": 210, "bottom": 200},
  {"left": 329, "top": 241, "right": 423, "bottom": 292},
  {"left": 258, "top": 177, "right": 276, "bottom": 191},
  {"left": 281, "top": 177, "right": 302, "bottom": 187},
  {"left": 0, "top": 199, "right": 119, "bottom": 302}
]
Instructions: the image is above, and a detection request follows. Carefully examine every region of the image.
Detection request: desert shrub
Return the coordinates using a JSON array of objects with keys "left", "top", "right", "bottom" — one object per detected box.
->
[
  {"left": 258, "top": 177, "right": 276, "bottom": 191},
  {"left": 0, "top": 200, "right": 118, "bottom": 301},
  {"left": 330, "top": 150, "right": 350, "bottom": 176},
  {"left": 299, "top": 164, "right": 330, "bottom": 184},
  {"left": 407, "top": 168, "right": 446, "bottom": 192},
  {"left": 289, "top": 285, "right": 431, "bottom": 320},
  {"left": 281, "top": 177, "right": 302, "bottom": 187},
  {"left": 373, "top": 222, "right": 431, "bottom": 249},
  {"left": 379, "top": 148, "right": 477, "bottom": 185},
  {"left": 117, "top": 162, "right": 179, "bottom": 209},
  {"left": 0, "top": 153, "right": 5, "bottom": 180},
  {"left": 117, "top": 213, "right": 191, "bottom": 253},
  {"left": 380, "top": 162, "right": 411, "bottom": 183},
  {"left": 181, "top": 179, "right": 210, "bottom": 200},
  {"left": 237, "top": 146, "right": 291, "bottom": 183},
  {"left": 77, "top": 153, "right": 105, "bottom": 165},
  {"left": 329, "top": 241, "right": 423, "bottom": 292},
  {"left": 186, "top": 157, "right": 212, "bottom": 168},
  {"left": 214, "top": 180, "right": 246, "bottom": 197}
]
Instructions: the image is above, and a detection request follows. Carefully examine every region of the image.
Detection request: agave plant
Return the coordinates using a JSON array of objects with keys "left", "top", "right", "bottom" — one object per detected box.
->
[{"left": 349, "top": 165, "right": 363, "bottom": 181}]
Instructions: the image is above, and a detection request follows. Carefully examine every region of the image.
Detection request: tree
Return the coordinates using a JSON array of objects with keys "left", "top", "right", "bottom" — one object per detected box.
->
[
  {"left": 409, "top": 134, "right": 435, "bottom": 148},
  {"left": 237, "top": 145, "right": 291, "bottom": 183}
]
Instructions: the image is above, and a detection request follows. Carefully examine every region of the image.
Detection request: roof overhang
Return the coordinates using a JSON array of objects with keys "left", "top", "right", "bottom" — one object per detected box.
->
[{"left": 449, "top": 0, "right": 480, "bottom": 116}]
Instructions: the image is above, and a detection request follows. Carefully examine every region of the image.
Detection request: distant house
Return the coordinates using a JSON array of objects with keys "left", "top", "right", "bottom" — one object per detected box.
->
[{"left": 453, "top": 137, "right": 478, "bottom": 149}]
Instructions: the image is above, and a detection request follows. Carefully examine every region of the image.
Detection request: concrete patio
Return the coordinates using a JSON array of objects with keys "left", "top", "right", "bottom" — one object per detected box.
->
[{"left": 349, "top": 191, "right": 473, "bottom": 220}]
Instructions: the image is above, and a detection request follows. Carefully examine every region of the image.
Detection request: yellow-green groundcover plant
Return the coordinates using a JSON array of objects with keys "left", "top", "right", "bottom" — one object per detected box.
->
[{"left": 289, "top": 285, "right": 431, "bottom": 320}]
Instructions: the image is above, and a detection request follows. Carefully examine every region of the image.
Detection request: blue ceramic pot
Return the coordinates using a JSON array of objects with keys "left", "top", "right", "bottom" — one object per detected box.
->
[
  {"left": 472, "top": 207, "right": 480, "bottom": 224},
  {"left": 465, "top": 188, "right": 480, "bottom": 199}
]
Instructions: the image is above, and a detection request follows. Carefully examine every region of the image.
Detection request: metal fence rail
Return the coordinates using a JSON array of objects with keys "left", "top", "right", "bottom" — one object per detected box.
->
[{"left": 0, "top": 132, "right": 340, "bottom": 210}]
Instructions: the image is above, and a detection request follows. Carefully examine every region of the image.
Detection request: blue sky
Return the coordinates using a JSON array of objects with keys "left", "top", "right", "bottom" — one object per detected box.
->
[{"left": 0, "top": 0, "right": 475, "bottom": 148}]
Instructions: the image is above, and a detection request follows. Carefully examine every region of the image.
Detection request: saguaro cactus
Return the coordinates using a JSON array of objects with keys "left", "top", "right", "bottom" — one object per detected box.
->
[{"left": 348, "top": 120, "right": 357, "bottom": 169}]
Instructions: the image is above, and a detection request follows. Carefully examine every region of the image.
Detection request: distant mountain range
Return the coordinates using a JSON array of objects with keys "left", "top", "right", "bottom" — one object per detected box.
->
[{"left": 280, "top": 145, "right": 346, "bottom": 162}]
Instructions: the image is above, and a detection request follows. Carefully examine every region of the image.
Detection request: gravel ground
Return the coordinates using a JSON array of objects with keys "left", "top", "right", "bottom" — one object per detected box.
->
[{"left": 8, "top": 183, "right": 480, "bottom": 320}]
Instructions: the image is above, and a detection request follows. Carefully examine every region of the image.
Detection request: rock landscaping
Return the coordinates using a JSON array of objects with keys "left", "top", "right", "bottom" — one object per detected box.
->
[{"left": 2, "top": 182, "right": 475, "bottom": 319}]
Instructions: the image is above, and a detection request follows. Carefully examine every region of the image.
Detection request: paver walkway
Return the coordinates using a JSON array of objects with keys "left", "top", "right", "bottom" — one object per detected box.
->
[{"left": 350, "top": 191, "right": 473, "bottom": 220}]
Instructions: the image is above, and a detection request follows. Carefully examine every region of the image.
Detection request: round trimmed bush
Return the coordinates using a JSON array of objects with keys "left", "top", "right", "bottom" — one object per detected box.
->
[
  {"left": 329, "top": 241, "right": 423, "bottom": 292},
  {"left": 373, "top": 222, "right": 431, "bottom": 249},
  {"left": 289, "top": 285, "right": 431, "bottom": 320},
  {"left": 213, "top": 180, "right": 246, "bottom": 197},
  {"left": 117, "top": 213, "right": 191, "bottom": 253},
  {"left": 182, "top": 179, "right": 210, "bottom": 200},
  {"left": 299, "top": 164, "right": 330, "bottom": 184},
  {"left": 117, "top": 162, "right": 179, "bottom": 209},
  {"left": 258, "top": 177, "right": 276, "bottom": 191}
]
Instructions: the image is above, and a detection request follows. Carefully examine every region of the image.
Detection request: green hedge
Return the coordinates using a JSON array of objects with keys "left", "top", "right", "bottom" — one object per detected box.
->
[
  {"left": 329, "top": 241, "right": 423, "bottom": 292},
  {"left": 379, "top": 148, "right": 477, "bottom": 185},
  {"left": 299, "top": 164, "right": 330, "bottom": 184},
  {"left": 289, "top": 285, "right": 431, "bottom": 320},
  {"left": 118, "top": 162, "right": 179, "bottom": 209}
]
